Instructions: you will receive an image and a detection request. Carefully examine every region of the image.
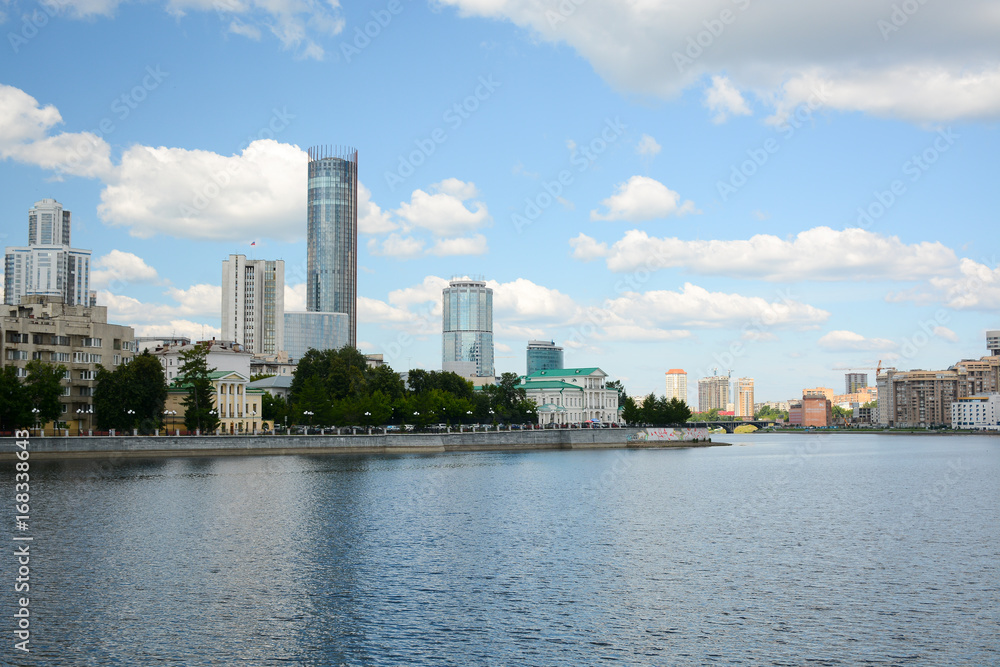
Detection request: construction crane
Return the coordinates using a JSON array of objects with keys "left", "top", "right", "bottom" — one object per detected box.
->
[{"left": 833, "top": 360, "right": 883, "bottom": 376}]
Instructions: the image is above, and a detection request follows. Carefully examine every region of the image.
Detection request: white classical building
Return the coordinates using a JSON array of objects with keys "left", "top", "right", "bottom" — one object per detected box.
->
[
  {"left": 521, "top": 367, "right": 621, "bottom": 425},
  {"left": 951, "top": 394, "right": 1000, "bottom": 431}
]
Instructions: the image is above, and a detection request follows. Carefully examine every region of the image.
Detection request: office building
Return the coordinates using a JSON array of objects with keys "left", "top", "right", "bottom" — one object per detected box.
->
[
  {"left": 664, "top": 369, "right": 688, "bottom": 402},
  {"left": 697, "top": 375, "right": 730, "bottom": 412},
  {"left": 526, "top": 340, "right": 564, "bottom": 376},
  {"left": 306, "top": 145, "right": 357, "bottom": 347},
  {"left": 283, "top": 311, "right": 351, "bottom": 361},
  {"left": 1, "top": 295, "right": 134, "bottom": 432},
  {"left": 845, "top": 372, "right": 868, "bottom": 394},
  {"left": 988, "top": 330, "right": 1000, "bottom": 356},
  {"left": 735, "top": 377, "right": 755, "bottom": 418},
  {"left": 221, "top": 254, "right": 285, "bottom": 356},
  {"left": 5, "top": 199, "right": 94, "bottom": 307},
  {"left": 442, "top": 278, "right": 494, "bottom": 379}
]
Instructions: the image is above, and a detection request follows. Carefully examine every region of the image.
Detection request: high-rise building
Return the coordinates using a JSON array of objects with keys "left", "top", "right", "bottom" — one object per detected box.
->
[
  {"left": 698, "top": 375, "right": 730, "bottom": 412},
  {"left": 442, "top": 278, "right": 494, "bottom": 379},
  {"left": 735, "top": 377, "right": 755, "bottom": 417},
  {"left": 283, "top": 311, "right": 351, "bottom": 361},
  {"left": 987, "top": 330, "right": 1000, "bottom": 356},
  {"left": 665, "top": 369, "right": 688, "bottom": 402},
  {"left": 4, "top": 199, "right": 94, "bottom": 307},
  {"left": 306, "top": 146, "right": 358, "bottom": 347},
  {"left": 845, "top": 372, "right": 868, "bottom": 394},
  {"left": 526, "top": 340, "right": 563, "bottom": 376},
  {"left": 221, "top": 255, "right": 285, "bottom": 356}
]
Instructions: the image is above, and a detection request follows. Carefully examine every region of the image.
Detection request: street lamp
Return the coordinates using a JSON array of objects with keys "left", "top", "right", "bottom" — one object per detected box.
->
[
  {"left": 76, "top": 408, "right": 85, "bottom": 436},
  {"left": 31, "top": 407, "right": 40, "bottom": 435},
  {"left": 303, "top": 410, "right": 314, "bottom": 434},
  {"left": 164, "top": 409, "right": 177, "bottom": 434}
]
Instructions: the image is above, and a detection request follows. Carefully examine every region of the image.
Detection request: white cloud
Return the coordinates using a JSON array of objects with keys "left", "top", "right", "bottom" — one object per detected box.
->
[
  {"left": 90, "top": 250, "right": 159, "bottom": 289},
  {"left": 133, "top": 320, "right": 221, "bottom": 341},
  {"left": 590, "top": 227, "right": 959, "bottom": 282},
  {"left": 429, "top": 234, "right": 488, "bottom": 257},
  {"left": 635, "top": 134, "right": 661, "bottom": 157},
  {"left": 358, "top": 182, "right": 396, "bottom": 234},
  {"left": 97, "top": 285, "right": 221, "bottom": 337},
  {"left": 818, "top": 330, "right": 898, "bottom": 352},
  {"left": 704, "top": 75, "right": 752, "bottom": 124},
  {"left": 387, "top": 275, "right": 450, "bottom": 309},
  {"left": 488, "top": 277, "right": 580, "bottom": 323},
  {"left": 394, "top": 180, "right": 491, "bottom": 237},
  {"left": 887, "top": 258, "right": 1000, "bottom": 310},
  {"left": 568, "top": 233, "right": 609, "bottom": 261},
  {"left": 590, "top": 176, "right": 696, "bottom": 222},
  {"left": 436, "top": 0, "right": 1000, "bottom": 123},
  {"left": 367, "top": 234, "right": 426, "bottom": 259},
  {"left": 164, "top": 283, "right": 222, "bottom": 317},
  {"left": 934, "top": 326, "right": 960, "bottom": 343},
  {"left": 284, "top": 283, "right": 306, "bottom": 312}
]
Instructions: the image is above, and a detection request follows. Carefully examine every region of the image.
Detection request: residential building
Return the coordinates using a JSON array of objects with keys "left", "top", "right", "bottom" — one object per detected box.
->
[
  {"left": 1, "top": 295, "right": 134, "bottom": 432},
  {"left": 4, "top": 199, "right": 94, "bottom": 307},
  {"left": 283, "top": 311, "right": 351, "bottom": 361},
  {"left": 250, "top": 351, "right": 296, "bottom": 378},
  {"left": 664, "top": 369, "right": 688, "bottom": 402},
  {"left": 802, "top": 395, "right": 832, "bottom": 427},
  {"left": 136, "top": 336, "right": 191, "bottom": 352},
  {"left": 788, "top": 400, "right": 803, "bottom": 426},
  {"left": 987, "top": 330, "right": 1000, "bottom": 356},
  {"left": 306, "top": 145, "right": 357, "bottom": 346},
  {"left": 845, "top": 372, "right": 868, "bottom": 394},
  {"left": 735, "top": 377, "right": 755, "bottom": 418},
  {"left": 698, "top": 375, "right": 729, "bottom": 412},
  {"left": 166, "top": 370, "right": 265, "bottom": 434},
  {"left": 521, "top": 367, "right": 620, "bottom": 425},
  {"left": 247, "top": 374, "right": 293, "bottom": 401},
  {"left": 221, "top": 254, "right": 284, "bottom": 356},
  {"left": 151, "top": 339, "right": 251, "bottom": 384},
  {"left": 877, "top": 353, "right": 999, "bottom": 428},
  {"left": 442, "top": 278, "right": 494, "bottom": 379},
  {"left": 526, "top": 340, "right": 564, "bottom": 376},
  {"left": 803, "top": 387, "right": 835, "bottom": 401},
  {"left": 875, "top": 368, "right": 898, "bottom": 426},
  {"left": 951, "top": 394, "right": 1000, "bottom": 431}
]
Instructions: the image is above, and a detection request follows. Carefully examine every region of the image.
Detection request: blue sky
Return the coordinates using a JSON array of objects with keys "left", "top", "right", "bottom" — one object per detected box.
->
[{"left": 1, "top": 0, "right": 998, "bottom": 403}]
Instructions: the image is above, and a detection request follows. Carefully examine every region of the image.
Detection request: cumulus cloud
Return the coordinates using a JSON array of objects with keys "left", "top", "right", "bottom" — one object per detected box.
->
[
  {"left": 568, "top": 233, "right": 609, "bottom": 261},
  {"left": 284, "top": 283, "right": 306, "bottom": 312},
  {"left": 394, "top": 179, "right": 491, "bottom": 237},
  {"left": 590, "top": 176, "right": 696, "bottom": 222},
  {"left": 367, "top": 234, "right": 426, "bottom": 259},
  {"left": 358, "top": 182, "right": 396, "bottom": 234},
  {"left": 90, "top": 250, "right": 160, "bottom": 289},
  {"left": 436, "top": 0, "right": 1000, "bottom": 123},
  {"left": 97, "top": 284, "right": 222, "bottom": 339},
  {"left": 934, "top": 326, "right": 960, "bottom": 343},
  {"left": 704, "top": 75, "right": 752, "bottom": 124},
  {"left": 818, "top": 330, "right": 898, "bottom": 352},
  {"left": 886, "top": 258, "right": 1000, "bottom": 310},
  {"left": 576, "top": 227, "right": 959, "bottom": 282},
  {"left": 635, "top": 134, "right": 661, "bottom": 157},
  {"left": 429, "top": 235, "right": 488, "bottom": 257}
]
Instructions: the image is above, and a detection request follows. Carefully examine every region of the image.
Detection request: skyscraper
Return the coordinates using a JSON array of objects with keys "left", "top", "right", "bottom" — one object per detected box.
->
[
  {"left": 442, "top": 278, "right": 494, "bottom": 378},
  {"left": 306, "top": 145, "right": 357, "bottom": 346},
  {"left": 4, "top": 199, "right": 93, "bottom": 307},
  {"left": 735, "top": 377, "right": 755, "bottom": 417},
  {"left": 221, "top": 254, "right": 285, "bottom": 355},
  {"left": 526, "top": 340, "right": 563, "bottom": 375},
  {"left": 845, "top": 372, "right": 868, "bottom": 394},
  {"left": 665, "top": 369, "right": 688, "bottom": 402}
]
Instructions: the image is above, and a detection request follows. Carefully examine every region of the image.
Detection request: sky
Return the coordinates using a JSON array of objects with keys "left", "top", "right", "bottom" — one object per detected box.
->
[{"left": 1, "top": 0, "right": 998, "bottom": 404}]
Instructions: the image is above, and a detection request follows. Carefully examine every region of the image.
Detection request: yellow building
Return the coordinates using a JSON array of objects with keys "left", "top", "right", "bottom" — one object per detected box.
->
[{"left": 166, "top": 370, "right": 268, "bottom": 434}]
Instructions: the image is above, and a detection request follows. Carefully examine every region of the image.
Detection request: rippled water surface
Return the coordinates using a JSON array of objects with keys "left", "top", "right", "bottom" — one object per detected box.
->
[{"left": 3, "top": 434, "right": 999, "bottom": 665}]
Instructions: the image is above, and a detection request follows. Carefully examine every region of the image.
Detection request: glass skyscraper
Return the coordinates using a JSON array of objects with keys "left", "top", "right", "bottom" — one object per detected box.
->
[
  {"left": 526, "top": 340, "right": 564, "bottom": 376},
  {"left": 442, "top": 279, "right": 494, "bottom": 378},
  {"left": 307, "top": 146, "right": 357, "bottom": 347}
]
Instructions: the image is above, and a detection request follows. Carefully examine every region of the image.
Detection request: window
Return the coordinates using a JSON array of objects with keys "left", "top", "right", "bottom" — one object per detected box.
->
[
  {"left": 6, "top": 350, "right": 28, "bottom": 361},
  {"left": 82, "top": 338, "right": 102, "bottom": 347}
]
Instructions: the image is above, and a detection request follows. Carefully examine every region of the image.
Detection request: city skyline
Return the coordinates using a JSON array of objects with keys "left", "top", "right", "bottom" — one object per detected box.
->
[{"left": 1, "top": 2, "right": 999, "bottom": 400}]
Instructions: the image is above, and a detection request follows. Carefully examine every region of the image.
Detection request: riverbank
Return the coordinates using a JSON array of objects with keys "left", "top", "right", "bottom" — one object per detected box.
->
[{"left": 2, "top": 427, "right": 724, "bottom": 460}]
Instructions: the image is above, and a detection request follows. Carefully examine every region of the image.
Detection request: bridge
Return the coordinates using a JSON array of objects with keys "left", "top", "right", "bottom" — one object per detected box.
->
[{"left": 688, "top": 420, "right": 777, "bottom": 434}]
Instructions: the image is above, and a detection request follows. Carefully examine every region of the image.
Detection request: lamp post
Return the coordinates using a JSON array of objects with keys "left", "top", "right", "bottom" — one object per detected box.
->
[
  {"left": 76, "top": 408, "right": 85, "bottom": 436},
  {"left": 164, "top": 409, "right": 177, "bottom": 435},
  {"left": 466, "top": 410, "right": 473, "bottom": 432},
  {"left": 31, "top": 408, "right": 40, "bottom": 436},
  {"left": 364, "top": 411, "right": 371, "bottom": 434},
  {"left": 250, "top": 410, "right": 257, "bottom": 435},
  {"left": 209, "top": 408, "right": 218, "bottom": 435},
  {"left": 125, "top": 409, "right": 136, "bottom": 434},
  {"left": 303, "top": 410, "right": 314, "bottom": 435}
]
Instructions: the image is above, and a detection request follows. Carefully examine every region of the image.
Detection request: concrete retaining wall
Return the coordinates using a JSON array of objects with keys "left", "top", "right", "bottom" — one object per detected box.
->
[{"left": 3, "top": 427, "right": 719, "bottom": 460}]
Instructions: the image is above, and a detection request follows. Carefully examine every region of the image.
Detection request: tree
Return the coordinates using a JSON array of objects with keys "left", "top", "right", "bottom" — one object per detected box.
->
[
  {"left": 261, "top": 393, "right": 290, "bottom": 426},
  {"left": 481, "top": 372, "right": 536, "bottom": 423},
  {"left": 620, "top": 395, "right": 642, "bottom": 424},
  {"left": 606, "top": 379, "right": 626, "bottom": 404},
  {"left": 178, "top": 343, "right": 220, "bottom": 433},
  {"left": 127, "top": 351, "right": 168, "bottom": 433},
  {"left": 0, "top": 366, "right": 30, "bottom": 430},
  {"left": 666, "top": 397, "right": 692, "bottom": 423},
  {"left": 24, "top": 360, "right": 66, "bottom": 427}
]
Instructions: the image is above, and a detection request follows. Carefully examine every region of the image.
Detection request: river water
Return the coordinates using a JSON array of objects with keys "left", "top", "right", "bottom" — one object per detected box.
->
[{"left": 3, "top": 433, "right": 998, "bottom": 665}]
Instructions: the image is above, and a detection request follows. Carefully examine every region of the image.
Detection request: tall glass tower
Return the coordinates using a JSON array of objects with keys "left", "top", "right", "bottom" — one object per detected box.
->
[
  {"left": 442, "top": 278, "right": 494, "bottom": 378},
  {"left": 307, "top": 146, "right": 357, "bottom": 346}
]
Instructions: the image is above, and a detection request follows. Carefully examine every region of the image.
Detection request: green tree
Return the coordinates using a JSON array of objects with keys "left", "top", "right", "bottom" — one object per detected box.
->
[
  {"left": 368, "top": 364, "right": 406, "bottom": 400},
  {"left": 24, "top": 360, "right": 66, "bottom": 426},
  {"left": 606, "top": 379, "right": 626, "bottom": 404},
  {"left": 666, "top": 397, "right": 692, "bottom": 423},
  {"left": 0, "top": 366, "right": 30, "bottom": 430},
  {"left": 620, "top": 395, "right": 642, "bottom": 424},
  {"left": 128, "top": 351, "right": 168, "bottom": 433},
  {"left": 178, "top": 343, "right": 220, "bottom": 433},
  {"left": 261, "top": 393, "right": 290, "bottom": 426}
]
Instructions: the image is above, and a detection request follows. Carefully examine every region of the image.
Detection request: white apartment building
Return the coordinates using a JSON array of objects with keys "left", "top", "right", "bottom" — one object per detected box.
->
[
  {"left": 664, "top": 369, "right": 687, "bottom": 402},
  {"left": 951, "top": 394, "right": 1000, "bottom": 431}
]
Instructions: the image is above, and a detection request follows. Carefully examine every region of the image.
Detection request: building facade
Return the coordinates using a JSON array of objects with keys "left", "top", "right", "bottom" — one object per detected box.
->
[
  {"left": 5, "top": 199, "right": 94, "bottom": 307},
  {"left": 664, "top": 369, "right": 688, "bottom": 402},
  {"left": 283, "top": 311, "right": 351, "bottom": 361},
  {"left": 951, "top": 394, "right": 1000, "bottom": 431},
  {"left": 150, "top": 339, "right": 252, "bottom": 384},
  {"left": 526, "top": 340, "right": 564, "bottom": 376},
  {"left": 697, "top": 375, "right": 730, "bottom": 412},
  {"left": 845, "top": 372, "right": 868, "bottom": 394},
  {"left": 307, "top": 146, "right": 357, "bottom": 347},
  {"left": 802, "top": 395, "right": 832, "bottom": 427},
  {"left": 735, "top": 377, "right": 755, "bottom": 418},
  {"left": 522, "top": 367, "right": 620, "bottom": 425},
  {"left": 987, "top": 330, "right": 999, "bottom": 356},
  {"left": 442, "top": 278, "right": 494, "bottom": 379},
  {"left": 1, "top": 295, "right": 134, "bottom": 432},
  {"left": 166, "top": 370, "right": 266, "bottom": 434},
  {"left": 221, "top": 254, "right": 285, "bottom": 356}
]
